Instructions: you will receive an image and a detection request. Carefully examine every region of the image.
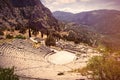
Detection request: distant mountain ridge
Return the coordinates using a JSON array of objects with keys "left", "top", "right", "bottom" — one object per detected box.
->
[
  {"left": 53, "top": 10, "right": 120, "bottom": 50},
  {"left": 53, "top": 10, "right": 120, "bottom": 35},
  {"left": 53, "top": 11, "right": 74, "bottom": 22}
]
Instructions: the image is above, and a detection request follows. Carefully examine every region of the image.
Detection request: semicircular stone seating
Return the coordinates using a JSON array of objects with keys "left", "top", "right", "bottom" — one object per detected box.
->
[
  {"left": 0, "top": 40, "right": 50, "bottom": 61},
  {"left": 0, "top": 40, "right": 52, "bottom": 75},
  {"left": 0, "top": 39, "right": 99, "bottom": 80}
]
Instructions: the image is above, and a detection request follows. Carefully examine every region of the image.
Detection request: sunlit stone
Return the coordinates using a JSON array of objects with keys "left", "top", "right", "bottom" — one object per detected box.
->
[{"left": 47, "top": 51, "right": 77, "bottom": 65}]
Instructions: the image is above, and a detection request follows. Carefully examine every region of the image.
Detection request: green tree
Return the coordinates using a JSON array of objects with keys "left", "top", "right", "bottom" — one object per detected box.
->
[
  {"left": 52, "top": 32, "right": 61, "bottom": 41},
  {"left": 67, "top": 30, "right": 76, "bottom": 41},
  {"left": 0, "top": 67, "right": 19, "bottom": 80},
  {"left": 45, "top": 34, "right": 56, "bottom": 46}
]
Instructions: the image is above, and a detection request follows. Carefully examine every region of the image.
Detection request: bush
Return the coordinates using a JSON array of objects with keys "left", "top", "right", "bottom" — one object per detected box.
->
[
  {"left": 15, "top": 35, "right": 26, "bottom": 39},
  {"left": 0, "top": 31, "right": 4, "bottom": 35},
  {"left": 67, "top": 30, "right": 76, "bottom": 41},
  {"left": 74, "top": 38, "right": 81, "bottom": 44},
  {"left": 45, "top": 35, "right": 56, "bottom": 46},
  {"left": 52, "top": 32, "right": 61, "bottom": 41},
  {"left": 0, "top": 67, "right": 19, "bottom": 80},
  {"left": 81, "top": 55, "right": 120, "bottom": 80},
  {"left": 6, "top": 34, "right": 14, "bottom": 39},
  {"left": 62, "top": 35, "right": 67, "bottom": 41},
  {"left": 19, "top": 28, "right": 26, "bottom": 34},
  {"left": 0, "top": 27, "right": 6, "bottom": 31}
]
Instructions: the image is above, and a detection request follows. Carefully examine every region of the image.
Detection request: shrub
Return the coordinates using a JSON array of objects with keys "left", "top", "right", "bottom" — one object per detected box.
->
[
  {"left": 0, "top": 31, "right": 4, "bottom": 35},
  {"left": 52, "top": 32, "right": 61, "bottom": 41},
  {"left": 19, "top": 28, "right": 26, "bottom": 34},
  {"left": 45, "top": 34, "right": 56, "bottom": 46},
  {"left": 0, "top": 67, "right": 19, "bottom": 80},
  {"left": 67, "top": 30, "right": 76, "bottom": 41},
  {"left": 0, "top": 27, "right": 6, "bottom": 31},
  {"left": 74, "top": 38, "right": 81, "bottom": 44},
  {"left": 80, "top": 55, "right": 120, "bottom": 80},
  {"left": 62, "top": 35, "right": 67, "bottom": 41},
  {"left": 15, "top": 35, "right": 26, "bottom": 39},
  {"left": 6, "top": 34, "right": 14, "bottom": 39}
]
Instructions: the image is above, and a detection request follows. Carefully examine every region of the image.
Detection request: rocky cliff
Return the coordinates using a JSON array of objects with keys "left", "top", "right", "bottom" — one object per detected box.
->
[{"left": 0, "top": 0, "right": 60, "bottom": 32}]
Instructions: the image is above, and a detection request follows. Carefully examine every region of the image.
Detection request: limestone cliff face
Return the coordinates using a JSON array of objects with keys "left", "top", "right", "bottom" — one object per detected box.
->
[{"left": 0, "top": 0, "right": 59, "bottom": 31}]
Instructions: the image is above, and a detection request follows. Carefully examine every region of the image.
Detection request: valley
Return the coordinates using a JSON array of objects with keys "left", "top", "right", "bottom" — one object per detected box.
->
[
  {"left": 0, "top": 0, "right": 120, "bottom": 80},
  {"left": 53, "top": 10, "right": 120, "bottom": 50}
]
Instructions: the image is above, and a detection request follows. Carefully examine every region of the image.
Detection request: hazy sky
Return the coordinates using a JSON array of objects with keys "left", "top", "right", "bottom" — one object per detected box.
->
[{"left": 41, "top": 0, "right": 120, "bottom": 13}]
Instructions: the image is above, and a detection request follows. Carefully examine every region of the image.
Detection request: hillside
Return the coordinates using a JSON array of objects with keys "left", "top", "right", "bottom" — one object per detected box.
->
[
  {"left": 0, "top": 1, "right": 120, "bottom": 80},
  {"left": 53, "top": 10, "right": 120, "bottom": 35},
  {"left": 53, "top": 11, "right": 74, "bottom": 22},
  {"left": 0, "top": 0, "right": 60, "bottom": 33},
  {"left": 53, "top": 10, "right": 120, "bottom": 50}
]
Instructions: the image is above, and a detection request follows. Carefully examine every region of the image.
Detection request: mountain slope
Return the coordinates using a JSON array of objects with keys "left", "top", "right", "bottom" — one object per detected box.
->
[
  {"left": 53, "top": 10, "right": 120, "bottom": 35},
  {"left": 53, "top": 10, "right": 120, "bottom": 50},
  {"left": 0, "top": 0, "right": 60, "bottom": 32},
  {"left": 53, "top": 11, "right": 74, "bottom": 22}
]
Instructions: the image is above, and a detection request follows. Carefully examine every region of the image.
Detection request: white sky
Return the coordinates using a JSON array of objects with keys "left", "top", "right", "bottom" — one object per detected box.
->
[{"left": 41, "top": 0, "right": 120, "bottom": 13}]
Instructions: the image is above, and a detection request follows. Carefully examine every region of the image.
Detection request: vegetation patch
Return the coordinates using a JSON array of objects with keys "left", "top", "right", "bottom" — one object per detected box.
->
[
  {"left": 70, "top": 54, "right": 120, "bottom": 80},
  {"left": 0, "top": 67, "right": 19, "bottom": 80},
  {"left": 45, "top": 34, "right": 56, "bottom": 46},
  {"left": 15, "top": 35, "right": 26, "bottom": 39},
  {"left": 6, "top": 34, "right": 14, "bottom": 39},
  {"left": 0, "top": 31, "right": 4, "bottom": 36}
]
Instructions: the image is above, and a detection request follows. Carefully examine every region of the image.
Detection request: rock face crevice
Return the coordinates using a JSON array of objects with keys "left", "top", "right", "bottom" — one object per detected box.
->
[{"left": 0, "top": 0, "right": 60, "bottom": 31}]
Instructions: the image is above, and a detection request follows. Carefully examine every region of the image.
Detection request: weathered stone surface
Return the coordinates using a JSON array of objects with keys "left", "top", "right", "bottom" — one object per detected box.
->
[{"left": 0, "top": 39, "right": 101, "bottom": 80}]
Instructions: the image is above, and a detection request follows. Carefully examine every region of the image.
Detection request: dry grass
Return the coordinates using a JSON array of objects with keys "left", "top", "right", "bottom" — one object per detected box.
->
[{"left": 0, "top": 39, "right": 13, "bottom": 44}]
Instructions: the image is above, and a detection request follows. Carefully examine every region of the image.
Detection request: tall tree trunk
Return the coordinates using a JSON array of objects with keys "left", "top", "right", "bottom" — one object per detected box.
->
[
  {"left": 29, "top": 27, "right": 31, "bottom": 37},
  {"left": 41, "top": 32, "right": 43, "bottom": 38}
]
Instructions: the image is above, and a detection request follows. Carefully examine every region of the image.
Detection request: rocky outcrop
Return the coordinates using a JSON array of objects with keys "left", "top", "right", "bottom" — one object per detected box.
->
[{"left": 0, "top": 0, "right": 60, "bottom": 31}]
